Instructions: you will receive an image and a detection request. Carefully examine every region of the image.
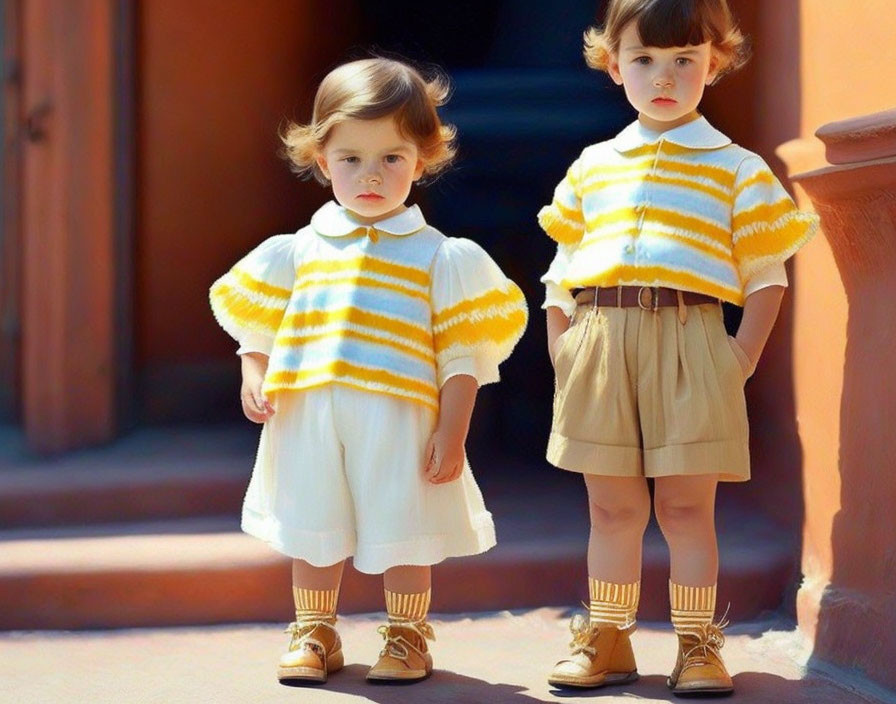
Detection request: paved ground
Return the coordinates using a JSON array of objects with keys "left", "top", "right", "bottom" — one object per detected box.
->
[{"left": 2, "top": 608, "right": 891, "bottom": 704}]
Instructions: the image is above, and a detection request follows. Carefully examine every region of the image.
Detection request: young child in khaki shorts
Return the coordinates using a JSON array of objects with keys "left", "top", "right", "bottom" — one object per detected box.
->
[{"left": 538, "top": 0, "right": 817, "bottom": 696}]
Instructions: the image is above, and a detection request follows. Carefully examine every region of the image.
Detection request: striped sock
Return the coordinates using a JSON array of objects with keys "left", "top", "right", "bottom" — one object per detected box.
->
[
  {"left": 669, "top": 581, "right": 716, "bottom": 636},
  {"left": 293, "top": 586, "right": 338, "bottom": 623},
  {"left": 385, "top": 588, "right": 431, "bottom": 622},
  {"left": 588, "top": 578, "right": 640, "bottom": 629}
]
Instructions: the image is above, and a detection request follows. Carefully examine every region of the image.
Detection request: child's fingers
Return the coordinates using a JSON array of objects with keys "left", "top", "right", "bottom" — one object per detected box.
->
[
  {"left": 240, "top": 393, "right": 271, "bottom": 424},
  {"left": 242, "top": 405, "right": 264, "bottom": 424},
  {"left": 422, "top": 437, "right": 436, "bottom": 474},
  {"left": 433, "top": 461, "right": 461, "bottom": 484}
]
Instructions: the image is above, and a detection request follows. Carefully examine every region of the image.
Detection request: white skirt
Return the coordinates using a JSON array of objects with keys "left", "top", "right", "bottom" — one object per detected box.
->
[{"left": 240, "top": 384, "right": 496, "bottom": 574}]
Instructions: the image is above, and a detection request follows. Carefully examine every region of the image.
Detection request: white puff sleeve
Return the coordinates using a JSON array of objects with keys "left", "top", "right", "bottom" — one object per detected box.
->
[
  {"left": 209, "top": 234, "right": 296, "bottom": 355},
  {"left": 430, "top": 238, "right": 528, "bottom": 388}
]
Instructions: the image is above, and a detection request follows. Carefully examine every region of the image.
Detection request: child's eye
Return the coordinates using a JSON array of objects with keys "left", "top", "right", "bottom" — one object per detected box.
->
[
  {"left": 384, "top": 154, "right": 403, "bottom": 164},
  {"left": 634, "top": 56, "right": 652, "bottom": 65},
  {"left": 676, "top": 57, "right": 692, "bottom": 66},
  {"left": 342, "top": 156, "right": 359, "bottom": 164}
]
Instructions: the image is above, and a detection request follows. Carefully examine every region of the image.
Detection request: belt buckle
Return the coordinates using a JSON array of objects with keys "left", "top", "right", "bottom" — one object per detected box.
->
[{"left": 637, "top": 286, "right": 656, "bottom": 311}]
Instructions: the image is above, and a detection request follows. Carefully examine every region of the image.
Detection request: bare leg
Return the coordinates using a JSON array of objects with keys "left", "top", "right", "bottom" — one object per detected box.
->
[
  {"left": 292, "top": 558, "right": 345, "bottom": 592},
  {"left": 547, "top": 475, "right": 648, "bottom": 686},
  {"left": 584, "top": 475, "right": 651, "bottom": 583},
  {"left": 383, "top": 565, "right": 431, "bottom": 594},
  {"left": 653, "top": 474, "right": 719, "bottom": 585}
]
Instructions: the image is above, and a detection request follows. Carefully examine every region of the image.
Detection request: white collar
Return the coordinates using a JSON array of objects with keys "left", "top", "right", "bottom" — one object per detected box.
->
[
  {"left": 611, "top": 115, "right": 732, "bottom": 153},
  {"left": 310, "top": 200, "right": 427, "bottom": 238}
]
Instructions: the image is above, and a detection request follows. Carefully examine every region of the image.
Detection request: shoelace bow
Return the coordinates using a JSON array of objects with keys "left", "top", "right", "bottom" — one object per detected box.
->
[
  {"left": 568, "top": 613, "right": 599, "bottom": 657},
  {"left": 377, "top": 619, "right": 435, "bottom": 661},
  {"left": 681, "top": 607, "right": 730, "bottom": 669},
  {"left": 284, "top": 618, "right": 336, "bottom": 655}
]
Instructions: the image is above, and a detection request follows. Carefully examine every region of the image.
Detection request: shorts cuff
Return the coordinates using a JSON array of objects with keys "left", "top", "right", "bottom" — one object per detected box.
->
[
  {"left": 241, "top": 509, "right": 356, "bottom": 564},
  {"left": 645, "top": 439, "right": 750, "bottom": 482},
  {"left": 352, "top": 513, "right": 496, "bottom": 574},
  {"left": 547, "top": 432, "right": 643, "bottom": 475}
]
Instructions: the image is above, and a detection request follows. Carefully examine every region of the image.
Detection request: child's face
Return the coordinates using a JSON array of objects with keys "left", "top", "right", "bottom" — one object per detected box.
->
[
  {"left": 608, "top": 20, "right": 720, "bottom": 131},
  {"left": 316, "top": 116, "right": 425, "bottom": 224}
]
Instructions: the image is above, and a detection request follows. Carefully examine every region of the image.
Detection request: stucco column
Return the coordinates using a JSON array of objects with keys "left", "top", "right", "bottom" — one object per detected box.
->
[{"left": 782, "top": 109, "right": 896, "bottom": 690}]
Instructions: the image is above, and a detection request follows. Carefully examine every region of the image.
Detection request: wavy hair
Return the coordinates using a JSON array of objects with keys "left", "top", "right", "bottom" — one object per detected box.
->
[
  {"left": 584, "top": 0, "right": 750, "bottom": 81},
  {"left": 281, "top": 57, "right": 457, "bottom": 184}
]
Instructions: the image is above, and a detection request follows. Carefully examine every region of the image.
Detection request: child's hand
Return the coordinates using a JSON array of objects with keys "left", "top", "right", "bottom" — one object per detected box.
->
[
  {"left": 240, "top": 352, "right": 275, "bottom": 423},
  {"left": 546, "top": 306, "right": 572, "bottom": 368},
  {"left": 423, "top": 429, "right": 466, "bottom": 484}
]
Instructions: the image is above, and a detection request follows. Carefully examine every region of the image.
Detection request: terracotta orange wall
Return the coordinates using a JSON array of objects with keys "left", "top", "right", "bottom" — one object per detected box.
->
[
  {"left": 137, "top": 1, "right": 357, "bottom": 418},
  {"left": 774, "top": 0, "right": 896, "bottom": 688},
  {"left": 797, "top": 0, "right": 896, "bottom": 136},
  {"left": 788, "top": 0, "right": 896, "bottom": 611}
]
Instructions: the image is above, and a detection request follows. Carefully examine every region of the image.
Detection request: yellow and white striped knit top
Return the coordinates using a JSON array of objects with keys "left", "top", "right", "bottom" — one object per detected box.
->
[
  {"left": 538, "top": 116, "right": 818, "bottom": 307},
  {"left": 210, "top": 201, "right": 528, "bottom": 412}
]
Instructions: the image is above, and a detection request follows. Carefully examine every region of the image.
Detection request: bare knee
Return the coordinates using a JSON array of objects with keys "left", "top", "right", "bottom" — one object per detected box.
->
[
  {"left": 589, "top": 495, "right": 650, "bottom": 534},
  {"left": 654, "top": 497, "right": 714, "bottom": 537}
]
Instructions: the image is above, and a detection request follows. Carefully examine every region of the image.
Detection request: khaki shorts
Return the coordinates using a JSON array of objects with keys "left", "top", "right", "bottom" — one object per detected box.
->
[{"left": 548, "top": 301, "right": 750, "bottom": 482}]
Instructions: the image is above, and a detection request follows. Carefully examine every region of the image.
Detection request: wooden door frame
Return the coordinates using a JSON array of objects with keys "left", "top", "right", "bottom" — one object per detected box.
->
[
  {"left": 19, "top": 0, "right": 135, "bottom": 453},
  {"left": 1, "top": 0, "right": 22, "bottom": 424}
]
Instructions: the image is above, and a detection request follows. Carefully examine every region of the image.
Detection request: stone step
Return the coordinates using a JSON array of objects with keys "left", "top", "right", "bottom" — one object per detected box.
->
[
  {"left": 0, "top": 425, "right": 800, "bottom": 630},
  {"left": 0, "top": 502, "right": 796, "bottom": 630},
  {"left": 0, "top": 426, "right": 251, "bottom": 528}
]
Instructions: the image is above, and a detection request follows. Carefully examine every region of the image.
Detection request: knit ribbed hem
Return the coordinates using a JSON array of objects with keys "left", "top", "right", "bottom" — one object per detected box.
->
[
  {"left": 588, "top": 578, "right": 640, "bottom": 629},
  {"left": 670, "top": 581, "right": 716, "bottom": 635},
  {"left": 385, "top": 588, "right": 431, "bottom": 622},
  {"left": 293, "top": 587, "right": 338, "bottom": 621}
]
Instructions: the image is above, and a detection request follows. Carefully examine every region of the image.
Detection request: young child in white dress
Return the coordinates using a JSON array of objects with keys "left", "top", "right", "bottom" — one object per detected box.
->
[{"left": 210, "top": 57, "right": 527, "bottom": 685}]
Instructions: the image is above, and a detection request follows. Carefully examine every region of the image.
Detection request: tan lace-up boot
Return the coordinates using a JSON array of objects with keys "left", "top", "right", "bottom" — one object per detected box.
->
[
  {"left": 366, "top": 619, "right": 435, "bottom": 682},
  {"left": 548, "top": 615, "right": 639, "bottom": 688},
  {"left": 277, "top": 619, "right": 344, "bottom": 684},
  {"left": 667, "top": 620, "right": 733, "bottom": 695}
]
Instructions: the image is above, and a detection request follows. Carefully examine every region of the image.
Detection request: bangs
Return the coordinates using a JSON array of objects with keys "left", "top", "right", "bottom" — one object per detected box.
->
[{"left": 634, "top": 0, "right": 721, "bottom": 48}]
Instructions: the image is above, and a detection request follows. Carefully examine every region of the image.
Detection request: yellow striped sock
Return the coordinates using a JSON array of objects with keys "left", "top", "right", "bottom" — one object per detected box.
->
[
  {"left": 588, "top": 578, "right": 640, "bottom": 629},
  {"left": 385, "top": 588, "right": 431, "bottom": 622},
  {"left": 670, "top": 581, "right": 716, "bottom": 636},
  {"left": 293, "top": 587, "right": 338, "bottom": 622}
]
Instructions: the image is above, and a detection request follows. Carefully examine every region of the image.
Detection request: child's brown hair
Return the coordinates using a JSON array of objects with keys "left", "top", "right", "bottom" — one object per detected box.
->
[
  {"left": 281, "top": 57, "right": 457, "bottom": 185},
  {"left": 584, "top": 0, "right": 750, "bottom": 80}
]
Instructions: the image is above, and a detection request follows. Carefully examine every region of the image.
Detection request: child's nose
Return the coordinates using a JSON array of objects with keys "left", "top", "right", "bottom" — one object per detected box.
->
[
  {"left": 361, "top": 167, "right": 382, "bottom": 184},
  {"left": 653, "top": 72, "right": 674, "bottom": 88}
]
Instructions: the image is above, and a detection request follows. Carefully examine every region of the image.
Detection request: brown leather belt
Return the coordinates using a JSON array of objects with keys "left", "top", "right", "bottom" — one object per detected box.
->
[{"left": 572, "top": 286, "right": 719, "bottom": 310}]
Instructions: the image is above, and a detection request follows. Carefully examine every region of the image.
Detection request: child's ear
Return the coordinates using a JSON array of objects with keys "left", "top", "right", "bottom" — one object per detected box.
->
[
  {"left": 705, "top": 51, "right": 722, "bottom": 85},
  {"left": 315, "top": 154, "right": 331, "bottom": 180},
  {"left": 607, "top": 53, "right": 624, "bottom": 86},
  {"left": 413, "top": 158, "right": 425, "bottom": 181}
]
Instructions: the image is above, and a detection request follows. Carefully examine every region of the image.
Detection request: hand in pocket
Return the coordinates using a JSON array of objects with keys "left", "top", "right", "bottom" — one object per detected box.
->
[{"left": 727, "top": 335, "right": 756, "bottom": 380}]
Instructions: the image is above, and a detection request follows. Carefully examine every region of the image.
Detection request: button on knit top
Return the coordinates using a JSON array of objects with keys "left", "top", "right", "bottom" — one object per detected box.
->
[
  {"left": 538, "top": 116, "right": 818, "bottom": 307},
  {"left": 210, "top": 201, "right": 528, "bottom": 412}
]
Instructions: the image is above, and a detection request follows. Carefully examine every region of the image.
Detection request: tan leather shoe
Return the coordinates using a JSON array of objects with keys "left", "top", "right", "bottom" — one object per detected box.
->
[
  {"left": 277, "top": 619, "right": 344, "bottom": 685},
  {"left": 667, "top": 620, "right": 734, "bottom": 696},
  {"left": 366, "top": 619, "right": 435, "bottom": 682},
  {"left": 548, "top": 615, "right": 639, "bottom": 688}
]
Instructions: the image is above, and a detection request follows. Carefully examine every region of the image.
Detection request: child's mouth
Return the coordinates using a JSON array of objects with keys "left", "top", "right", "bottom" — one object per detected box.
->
[
  {"left": 357, "top": 193, "right": 384, "bottom": 200},
  {"left": 652, "top": 97, "right": 677, "bottom": 105}
]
